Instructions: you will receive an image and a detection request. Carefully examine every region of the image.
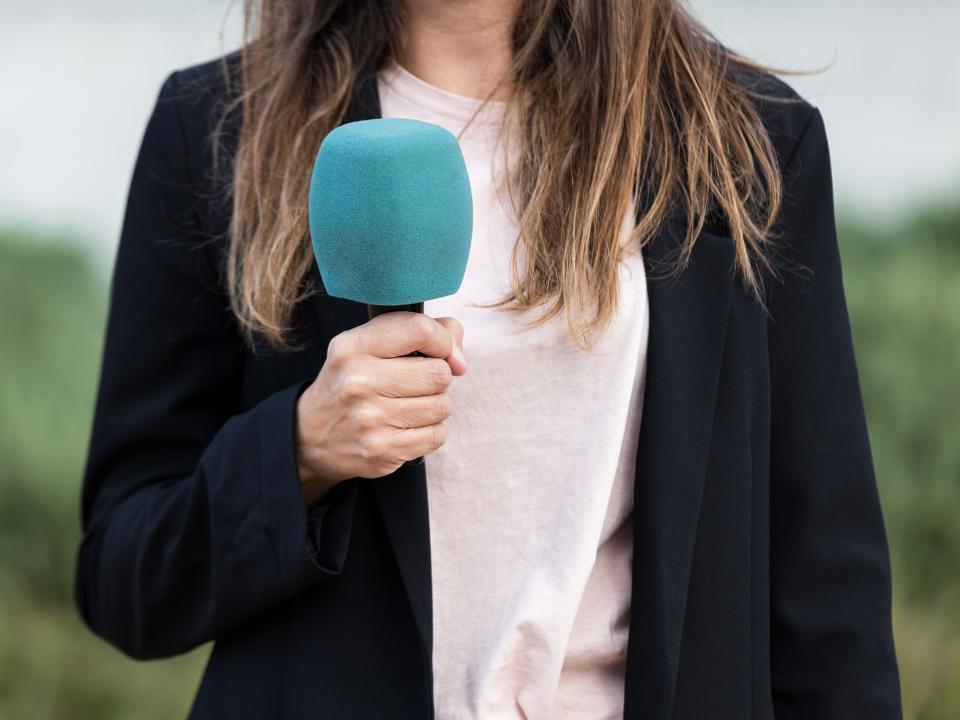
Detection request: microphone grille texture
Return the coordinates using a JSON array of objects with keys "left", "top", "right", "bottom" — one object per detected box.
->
[{"left": 308, "top": 118, "right": 473, "bottom": 306}]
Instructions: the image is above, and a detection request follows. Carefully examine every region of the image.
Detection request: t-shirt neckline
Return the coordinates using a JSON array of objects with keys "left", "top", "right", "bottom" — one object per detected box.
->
[{"left": 379, "top": 60, "right": 507, "bottom": 127}]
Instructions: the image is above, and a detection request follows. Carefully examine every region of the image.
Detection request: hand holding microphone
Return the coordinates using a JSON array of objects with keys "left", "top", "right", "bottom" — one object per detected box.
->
[
  {"left": 296, "top": 311, "right": 466, "bottom": 507},
  {"left": 295, "top": 117, "right": 473, "bottom": 507}
]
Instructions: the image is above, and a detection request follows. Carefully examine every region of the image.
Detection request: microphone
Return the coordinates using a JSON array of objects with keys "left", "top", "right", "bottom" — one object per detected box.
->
[{"left": 308, "top": 117, "right": 473, "bottom": 467}]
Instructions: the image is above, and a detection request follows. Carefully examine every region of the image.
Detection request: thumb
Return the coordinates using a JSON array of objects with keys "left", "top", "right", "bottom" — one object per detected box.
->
[
  {"left": 433, "top": 316, "right": 466, "bottom": 373},
  {"left": 433, "top": 316, "right": 464, "bottom": 352}
]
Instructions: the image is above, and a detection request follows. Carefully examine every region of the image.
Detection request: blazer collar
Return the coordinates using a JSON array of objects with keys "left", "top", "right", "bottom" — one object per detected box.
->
[{"left": 319, "top": 70, "right": 737, "bottom": 720}]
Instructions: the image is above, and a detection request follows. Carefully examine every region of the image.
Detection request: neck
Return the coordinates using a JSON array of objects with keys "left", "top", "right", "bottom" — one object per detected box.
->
[{"left": 398, "top": 0, "right": 519, "bottom": 102}]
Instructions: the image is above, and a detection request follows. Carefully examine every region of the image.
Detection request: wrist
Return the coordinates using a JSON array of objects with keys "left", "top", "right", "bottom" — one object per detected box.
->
[{"left": 294, "top": 385, "right": 342, "bottom": 509}]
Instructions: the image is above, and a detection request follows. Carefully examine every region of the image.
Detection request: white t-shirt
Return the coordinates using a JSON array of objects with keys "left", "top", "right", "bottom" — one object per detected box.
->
[{"left": 378, "top": 60, "right": 650, "bottom": 720}]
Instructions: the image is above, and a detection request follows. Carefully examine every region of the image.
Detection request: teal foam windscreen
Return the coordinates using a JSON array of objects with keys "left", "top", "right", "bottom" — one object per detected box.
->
[{"left": 308, "top": 118, "right": 473, "bottom": 306}]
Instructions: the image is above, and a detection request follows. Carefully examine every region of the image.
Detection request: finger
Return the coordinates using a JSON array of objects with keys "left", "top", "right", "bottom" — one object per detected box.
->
[
  {"left": 382, "top": 392, "right": 452, "bottom": 429},
  {"left": 353, "top": 311, "right": 454, "bottom": 361},
  {"left": 369, "top": 355, "right": 453, "bottom": 398},
  {"left": 390, "top": 421, "right": 448, "bottom": 459}
]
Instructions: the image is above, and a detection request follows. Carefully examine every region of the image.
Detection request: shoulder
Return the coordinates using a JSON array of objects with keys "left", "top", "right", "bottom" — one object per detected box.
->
[
  {"left": 730, "top": 69, "right": 840, "bottom": 311},
  {"left": 729, "top": 64, "right": 826, "bottom": 173},
  {"left": 145, "top": 51, "right": 244, "bottom": 240},
  {"left": 158, "top": 49, "right": 243, "bottom": 135},
  {"left": 714, "top": 66, "right": 837, "bottom": 304},
  {"left": 146, "top": 50, "right": 244, "bottom": 167}
]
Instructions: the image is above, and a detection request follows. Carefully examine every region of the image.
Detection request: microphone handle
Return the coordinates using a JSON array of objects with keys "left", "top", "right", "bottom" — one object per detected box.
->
[{"left": 365, "top": 301, "right": 426, "bottom": 467}]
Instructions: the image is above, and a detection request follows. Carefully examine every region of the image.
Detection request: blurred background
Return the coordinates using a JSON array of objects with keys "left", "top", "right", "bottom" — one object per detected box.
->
[{"left": 0, "top": 0, "right": 957, "bottom": 717}]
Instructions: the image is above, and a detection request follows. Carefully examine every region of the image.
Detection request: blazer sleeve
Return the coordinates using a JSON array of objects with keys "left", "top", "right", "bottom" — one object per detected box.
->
[
  {"left": 73, "top": 70, "right": 358, "bottom": 661},
  {"left": 765, "top": 107, "right": 903, "bottom": 717}
]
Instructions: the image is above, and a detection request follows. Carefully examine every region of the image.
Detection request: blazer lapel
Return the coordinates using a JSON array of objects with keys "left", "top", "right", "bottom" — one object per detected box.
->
[
  {"left": 311, "top": 70, "right": 437, "bottom": 683},
  {"left": 623, "top": 220, "right": 737, "bottom": 719}
]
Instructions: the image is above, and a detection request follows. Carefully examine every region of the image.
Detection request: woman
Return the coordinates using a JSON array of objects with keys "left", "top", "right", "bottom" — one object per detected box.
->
[{"left": 74, "top": 0, "right": 903, "bottom": 718}]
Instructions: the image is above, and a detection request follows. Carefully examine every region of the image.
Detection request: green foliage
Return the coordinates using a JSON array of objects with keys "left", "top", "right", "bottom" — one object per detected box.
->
[
  {"left": 0, "top": 200, "right": 957, "bottom": 716},
  {"left": 0, "top": 593, "right": 207, "bottom": 720},
  {"left": 838, "top": 202, "right": 960, "bottom": 604},
  {"left": 835, "top": 203, "right": 960, "bottom": 719},
  {"left": 0, "top": 228, "right": 209, "bottom": 718},
  {"left": 0, "top": 234, "right": 103, "bottom": 605}
]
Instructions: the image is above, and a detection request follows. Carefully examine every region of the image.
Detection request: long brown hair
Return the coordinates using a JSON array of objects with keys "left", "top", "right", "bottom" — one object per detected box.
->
[{"left": 212, "top": 0, "right": 795, "bottom": 352}]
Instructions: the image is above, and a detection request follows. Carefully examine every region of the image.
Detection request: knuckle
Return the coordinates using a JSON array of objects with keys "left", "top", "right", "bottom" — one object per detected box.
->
[
  {"left": 431, "top": 360, "right": 453, "bottom": 386},
  {"left": 434, "top": 392, "right": 451, "bottom": 421},
  {"left": 340, "top": 370, "right": 368, "bottom": 400},
  {"left": 431, "top": 421, "right": 447, "bottom": 450},
  {"left": 327, "top": 332, "right": 352, "bottom": 361},
  {"left": 354, "top": 404, "right": 379, "bottom": 431},
  {"left": 359, "top": 434, "right": 385, "bottom": 463},
  {"left": 356, "top": 436, "right": 372, "bottom": 462}
]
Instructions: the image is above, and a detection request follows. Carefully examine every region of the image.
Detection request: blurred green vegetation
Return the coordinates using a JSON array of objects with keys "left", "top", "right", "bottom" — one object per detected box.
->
[
  {"left": 837, "top": 200, "right": 960, "bottom": 719},
  {"left": 0, "top": 199, "right": 957, "bottom": 718},
  {"left": 0, "top": 231, "right": 209, "bottom": 719}
]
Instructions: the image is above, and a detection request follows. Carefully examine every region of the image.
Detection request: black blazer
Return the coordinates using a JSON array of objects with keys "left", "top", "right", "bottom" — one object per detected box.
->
[{"left": 74, "top": 51, "right": 903, "bottom": 719}]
